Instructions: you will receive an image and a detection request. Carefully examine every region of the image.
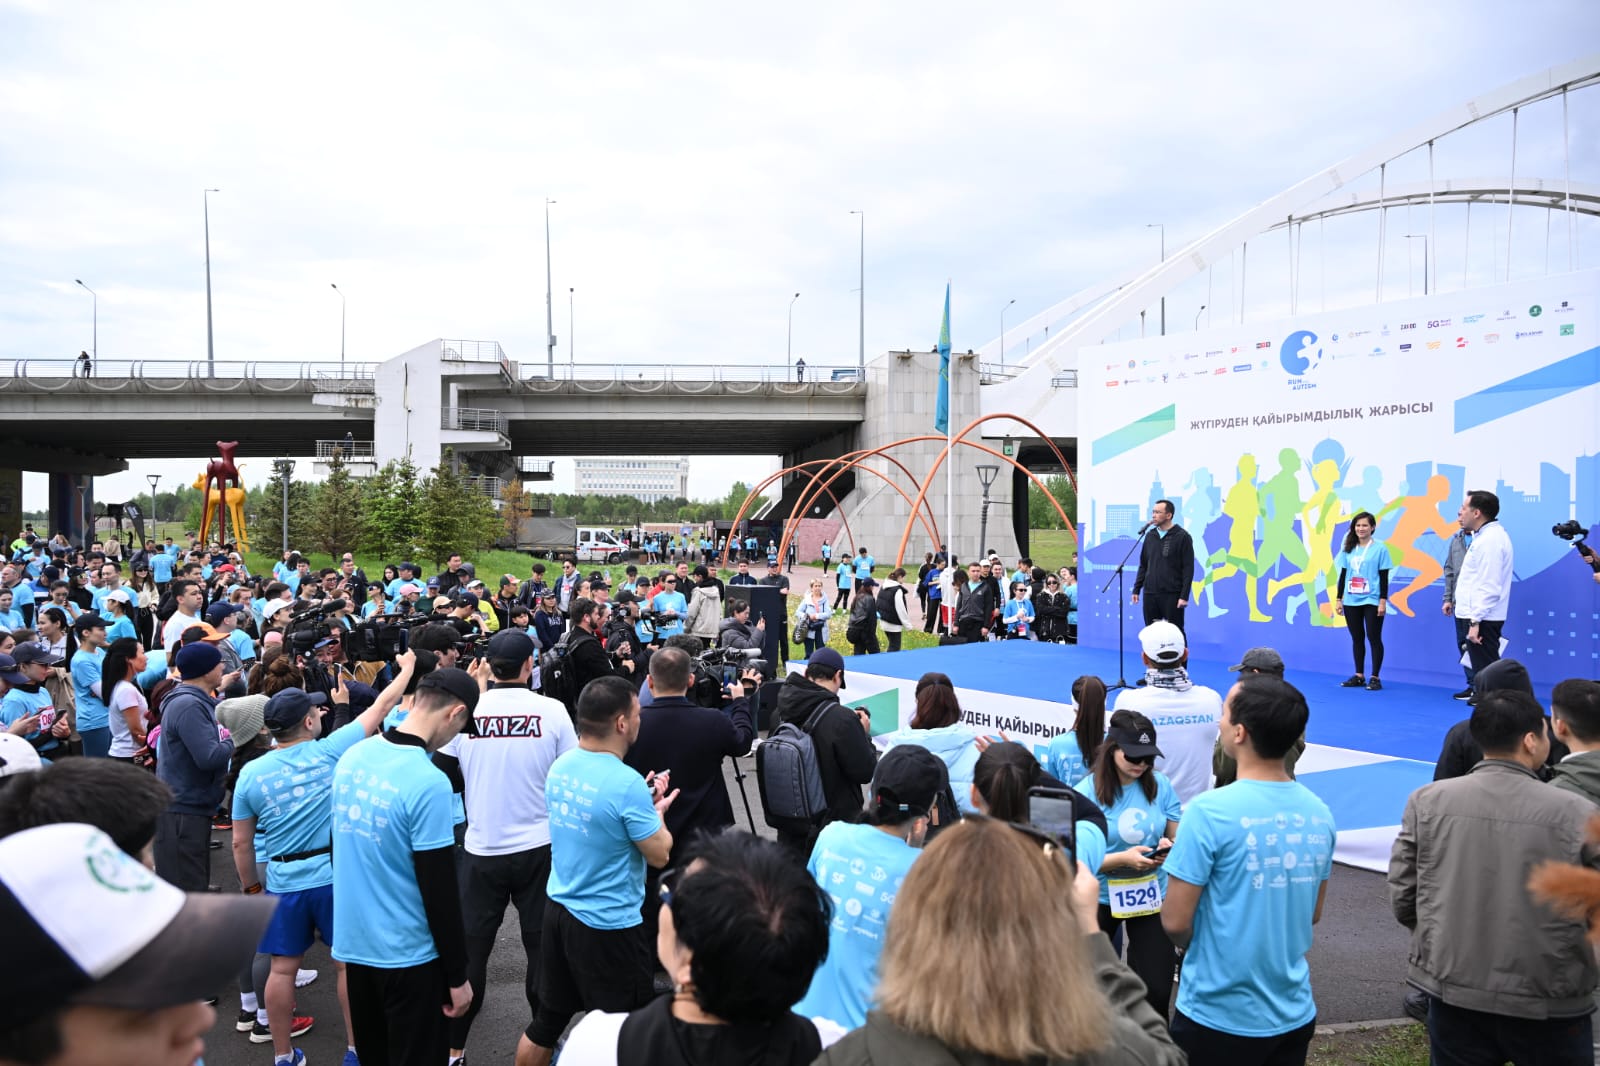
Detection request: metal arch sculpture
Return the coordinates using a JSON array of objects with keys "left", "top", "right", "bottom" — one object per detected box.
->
[
  {"left": 765, "top": 446, "right": 949, "bottom": 563},
  {"left": 718, "top": 453, "right": 943, "bottom": 571},
  {"left": 892, "top": 412, "right": 1080, "bottom": 569}
]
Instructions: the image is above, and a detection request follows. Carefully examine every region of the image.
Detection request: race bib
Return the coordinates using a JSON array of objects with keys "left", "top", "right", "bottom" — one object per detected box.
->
[
  {"left": 1107, "top": 874, "right": 1163, "bottom": 919},
  {"left": 1348, "top": 576, "right": 1369, "bottom": 594}
]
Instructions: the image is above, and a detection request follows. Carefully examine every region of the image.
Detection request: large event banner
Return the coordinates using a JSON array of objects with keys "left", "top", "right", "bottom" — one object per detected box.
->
[{"left": 1077, "top": 269, "right": 1600, "bottom": 688}]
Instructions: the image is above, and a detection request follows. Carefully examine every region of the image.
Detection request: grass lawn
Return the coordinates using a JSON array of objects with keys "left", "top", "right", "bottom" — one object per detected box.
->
[
  {"left": 1027, "top": 528, "right": 1079, "bottom": 572},
  {"left": 1309, "top": 1024, "right": 1427, "bottom": 1066}
]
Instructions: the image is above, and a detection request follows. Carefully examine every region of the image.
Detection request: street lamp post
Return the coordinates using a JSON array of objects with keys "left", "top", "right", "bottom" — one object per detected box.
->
[
  {"left": 1194, "top": 304, "right": 1206, "bottom": 330},
  {"left": 145, "top": 475, "right": 160, "bottom": 540},
  {"left": 330, "top": 283, "right": 345, "bottom": 365},
  {"left": 1404, "top": 234, "right": 1430, "bottom": 295},
  {"left": 999, "top": 298, "right": 1016, "bottom": 371},
  {"left": 849, "top": 210, "right": 864, "bottom": 375},
  {"left": 204, "top": 189, "right": 219, "bottom": 378},
  {"left": 568, "top": 287, "right": 575, "bottom": 368},
  {"left": 1147, "top": 222, "right": 1166, "bottom": 336},
  {"left": 544, "top": 199, "right": 556, "bottom": 378},
  {"left": 786, "top": 292, "right": 801, "bottom": 373},
  {"left": 74, "top": 280, "right": 97, "bottom": 364},
  {"left": 273, "top": 459, "right": 295, "bottom": 555},
  {"left": 975, "top": 464, "right": 999, "bottom": 559}
]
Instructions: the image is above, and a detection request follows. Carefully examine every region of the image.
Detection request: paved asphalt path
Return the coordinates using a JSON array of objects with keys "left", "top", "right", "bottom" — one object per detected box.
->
[{"left": 201, "top": 754, "right": 1412, "bottom": 1066}]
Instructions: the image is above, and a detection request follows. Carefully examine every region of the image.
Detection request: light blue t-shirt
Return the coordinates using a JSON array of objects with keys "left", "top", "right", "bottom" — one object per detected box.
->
[
  {"left": 835, "top": 561, "right": 853, "bottom": 590},
  {"left": 546, "top": 748, "right": 662, "bottom": 930},
  {"left": 1165, "top": 779, "right": 1336, "bottom": 1036},
  {"left": 853, "top": 555, "right": 874, "bottom": 580},
  {"left": 1074, "top": 770, "right": 1183, "bottom": 904},
  {"left": 794, "top": 821, "right": 921, "bottom": 1030},
  {"left": 228, "top": 629, "right": 256, "bottom": 663},
  {"left": 150, "top": 554, "right": 175, "bottom": 583},
  {"left": 1044, "top": 731, "right": 1092, "bottom": 788},
  {"left": 137, "top": 650, "right": 168, "bottom": 692},
  {"left": 1002, "top": 597, "right": 1034, "bottom": 634},
  {"left": 0, "top": 687, "right": 58, "bottom": 752},
  {"left": 1064, "top": 583, "right": 1079, "bottom": 624},
  {"left": 70, "top": 647, "right": 108, "bottom": 732},
  {"left": 649, "top": 591, "right": 687, "bottom": 640},
  {"left": 331, "top": 734, "right": 456, "bottom": 967},
  {"left": 237, "top": 720, "right": 368, "bottom": 893},
  {"left": 1075, "top": 818, "right": 1109, "bottom": 878},
  {"left": 0, "top": 608, "right": 24, "bottom": 631},
  {"left": 1334, "top": 540, "right": 1393, "bottom": 608},
  {"left": 106, "top": 614, "right": 138, "bottom": 643}
]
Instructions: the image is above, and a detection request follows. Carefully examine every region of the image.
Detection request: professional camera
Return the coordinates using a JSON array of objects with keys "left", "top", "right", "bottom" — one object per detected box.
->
[
  {"left": 1553, "top": 519, "right": 1588, "bottom": 541},
  {"left": 456, "top": 633, "right": 491, "bottom": 663}
]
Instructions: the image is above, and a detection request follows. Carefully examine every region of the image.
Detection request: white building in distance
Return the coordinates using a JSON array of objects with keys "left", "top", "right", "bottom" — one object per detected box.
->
[{"left": 574, "top": 457, "right": 690, "bottom": 503}]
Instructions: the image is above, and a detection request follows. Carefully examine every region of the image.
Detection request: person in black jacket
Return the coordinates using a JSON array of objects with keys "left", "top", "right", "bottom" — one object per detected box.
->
[
  {"left": 1433, "top": 658, "right": 1566, "bottom": 780},
  {"left": 564, "top": 598, "right": 635, "bottom": 700},
  {"left": 954, "top": 563, "right": 997, "bottom": 643},
  {"left": 770, "top": 648, "right": 877, "bottom": 854},
  {"left": 1132, "top": 499, "right": 1195, "bottom": 634},
  {"left": 1034, "top": 572, "right": 1071, "bottom": 643}
]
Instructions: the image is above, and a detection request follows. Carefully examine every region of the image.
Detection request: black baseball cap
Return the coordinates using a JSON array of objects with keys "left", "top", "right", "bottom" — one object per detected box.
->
[
  {"left": 71, "top": 613, "right": 107, "bottom": 634},
  {"left": 486, "top": 629, "right": 536, "bottom": 661},
  {"left": 869, "top": 744, "right": 948, "bottom": 817},
  {"left": 417, "top": 667, "right": 481, "bottom": 727},
  {"left": 262, "top": 687, "right": 328, "bottom": 732},
  {"left": 1106, "top": 724, "right": 1163, "bottom": 759}
]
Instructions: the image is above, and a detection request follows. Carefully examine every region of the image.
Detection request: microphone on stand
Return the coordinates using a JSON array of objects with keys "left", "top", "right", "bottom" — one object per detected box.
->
[{"left": 1136, "top": 521, "right": 1153, "bottom": 535}]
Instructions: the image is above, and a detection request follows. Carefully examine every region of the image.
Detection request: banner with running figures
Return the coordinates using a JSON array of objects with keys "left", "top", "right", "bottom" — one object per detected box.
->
[{"left": 1076, "top": 269, "right": 1600, "bottom": 688}]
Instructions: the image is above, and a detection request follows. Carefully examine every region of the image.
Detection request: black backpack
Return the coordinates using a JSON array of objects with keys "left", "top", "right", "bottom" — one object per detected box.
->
[
  {"left": 756, "top": 700, "right": 832, "bottom": 835},
  {"left": 875, "top": 584, "right": 902, "bottom": 624},
  {"left": 538, "top": 633, "right": 582, "bottom": 712}
]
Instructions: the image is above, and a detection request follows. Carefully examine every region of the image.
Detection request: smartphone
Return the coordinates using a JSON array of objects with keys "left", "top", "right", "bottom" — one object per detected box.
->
[
  {"left": 1026, "top": 786, "right": 1078, "bottom": 864},
  {"left": 1149, "top": 843, "right": 1172, "bottom": 859}
]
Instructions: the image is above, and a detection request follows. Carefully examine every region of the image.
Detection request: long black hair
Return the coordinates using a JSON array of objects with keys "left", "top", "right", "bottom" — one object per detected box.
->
[
  {"left": 1091, "top": 709, "right": 1158, "bottom": 808},
  {"left": 1071, "top": 675, "right": 1107, "bottom": 773},
  {"left": 972, "top": 741, "right": 1044, "bottom": 822},
  {"left": 1342, "top": 511, "right": 1378, "bottom": 554},
  {"left": 100, "top": 637, "right": 143, "bottom": 710}
]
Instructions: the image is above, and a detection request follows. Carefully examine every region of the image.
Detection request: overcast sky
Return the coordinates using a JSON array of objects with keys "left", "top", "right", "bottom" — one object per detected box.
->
[{"left": 3, "top": 1, "right": 1596, "bottom": 509}]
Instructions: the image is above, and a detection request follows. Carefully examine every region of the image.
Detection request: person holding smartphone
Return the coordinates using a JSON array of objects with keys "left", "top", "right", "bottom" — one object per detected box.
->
[{"left": 1074, "top": 710, "right": 1182, "bottom": 1018}]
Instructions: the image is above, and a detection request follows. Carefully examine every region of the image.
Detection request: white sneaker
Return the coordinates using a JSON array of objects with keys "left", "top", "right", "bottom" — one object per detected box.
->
[{"left": 294, "top": 968, "right": 319, "bottom": 989}]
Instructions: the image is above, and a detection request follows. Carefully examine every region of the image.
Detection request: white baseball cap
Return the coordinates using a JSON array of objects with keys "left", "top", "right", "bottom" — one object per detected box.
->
[
  {"left": 0, "top": 733, "right": 41, "bottom": 778},
  {"left": 0, "top": 823, "right": 275, "bottom": 1030},
  {"left": 1138, "top": 620, "right": 1187, "bottom": 664}
]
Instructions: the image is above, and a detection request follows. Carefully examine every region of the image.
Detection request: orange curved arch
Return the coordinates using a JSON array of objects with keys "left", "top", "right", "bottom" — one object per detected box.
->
[
  {"left": 777, "top": 446, "right": 946, "bottom": 563},
  {"left": 895, "top": 413, "right": 1078, "bottom": 569},
  {"left": 720, "top": 455, "right": 941, "bottom": 571}
]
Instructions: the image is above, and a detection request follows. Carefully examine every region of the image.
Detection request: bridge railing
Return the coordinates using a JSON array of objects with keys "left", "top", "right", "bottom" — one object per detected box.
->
[
  {"left": 1050, "top": 371, "right": 1078, "bottom": 388},
  {"left": 315, "top": 440, "right": 376, "bottom": 460},
  {"left": 517, "top": 458, "right": 556, "bottom": 478},
  {"left": 442, "top": 406, "right": 510, "bottom": 434},
  {"left": 515, "top": 362, "right": 867, "bottom": 389},
  {"left": 0, "top": 359, "right": 378, "bottom": 393}
]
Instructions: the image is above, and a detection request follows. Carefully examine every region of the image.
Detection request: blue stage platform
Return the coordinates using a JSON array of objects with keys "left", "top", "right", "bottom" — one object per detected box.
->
[{"left": 832, "top": 641, "right": 1455, "bottom": 871}]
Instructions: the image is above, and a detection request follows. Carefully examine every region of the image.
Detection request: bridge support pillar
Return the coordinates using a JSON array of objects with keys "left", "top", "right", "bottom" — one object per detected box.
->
[
  {"left": 47, "top": 472, "right": 95, "bottom": 548},
  {"left": 844, "top": 350, "right": 1020, "bottom": 565},
  {"left": 0, "top": 469, "right": 20, "bottom": 541}
]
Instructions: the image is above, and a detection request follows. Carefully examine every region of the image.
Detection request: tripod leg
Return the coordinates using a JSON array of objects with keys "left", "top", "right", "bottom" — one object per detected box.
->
[{"left": 728, "top": 755, "right": 758, "bottom": 833}]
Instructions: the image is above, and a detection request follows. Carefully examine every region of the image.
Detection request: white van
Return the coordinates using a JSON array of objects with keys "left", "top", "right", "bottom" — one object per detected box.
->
[{"left": 575, "top": 527, "right": 631, "bottom": 564}]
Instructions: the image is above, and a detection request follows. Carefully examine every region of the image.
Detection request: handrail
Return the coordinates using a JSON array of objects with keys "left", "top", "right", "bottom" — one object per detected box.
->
[
  {"left": 1050, "top": 371, "right": 1079, "bottom": 387},
  {"left": 516, "top": 362, "right": 865, "bottom": 385},
  {"left": 442, "top": 406, "right": 509, "bottom": 434}
]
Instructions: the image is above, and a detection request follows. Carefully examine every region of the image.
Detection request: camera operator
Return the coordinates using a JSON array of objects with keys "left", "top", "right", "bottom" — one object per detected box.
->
[
  {"left": 412, "top": 622, "right": 466, "bottom": 669},
  {"left": 1571, "top": 533, "right": 1600, "bottom": 586},
  {"left": 624, "top": 646, "right": 757, "bottom": 934},
  {"left": 718, "top": 599, "right": 766, "bottom": 650},
  {"left": 604, "top": 593, "right": 650, "bottom": 688},
  {"left": 567, "top": 597, "right": 636, "bottom": 695}
]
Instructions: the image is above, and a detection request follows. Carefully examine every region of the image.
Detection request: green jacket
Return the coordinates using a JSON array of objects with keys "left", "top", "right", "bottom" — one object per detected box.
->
[
  {"left": 1213, "top": 733, "right": 1305, "bottom": 787},
  {"left": 1549, "top": 750, "right": 1600, "bottom": 807},
  {"left": 814, "top": 936, "right": 1182, "bottom": 1066}
]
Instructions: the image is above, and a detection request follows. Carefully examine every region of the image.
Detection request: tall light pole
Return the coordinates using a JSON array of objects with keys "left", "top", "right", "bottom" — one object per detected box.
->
[
  {"left": 975, "top": 464, "right": 999, "bottom": 559},
  {"left": 1404, "top": 234, "right": 1430, "bottom": 295},
  {"left": 74, "top": 279, "right": 97, "bottom": 363},
  {"left": 273, "top": 460, "right": 295, "bottom": 555},
  {"left": 849, "top": 210, "right": 864, "bottom": 374},
  {"left": 786, "top": 292, "right": 801, "bottom": 373},
  {"left": 1147, "top": 223, "right": 1166, "bottom": 336},
  {"left": 568, "top": 287, "right": 575, "bottom": 368},
  {"left": 999, "top": 298, "right": 1016, "bottom": 371},
  {"left": 145, "top": 474, "right": 160, "bottom": 540},
  {"left": 204, "top": 189, "right": 219, "bottom": 378},
  {"left": 544, "top": 198, "right": 556, "bottom": 378},
  {"left": 1194, "top": 304, "right": 1206, "bottom": 330},
  {"left": 330, "top": 283, "right": 345, "bottom": 365}
]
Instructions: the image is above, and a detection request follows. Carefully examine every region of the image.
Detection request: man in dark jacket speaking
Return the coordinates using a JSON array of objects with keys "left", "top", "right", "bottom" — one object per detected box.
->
[
  {"left": 1132, "top": 499, "right": 1195, "bottom": 634},
  {"left": 770, "top": 648, "right": 877, "bottom": 853}
]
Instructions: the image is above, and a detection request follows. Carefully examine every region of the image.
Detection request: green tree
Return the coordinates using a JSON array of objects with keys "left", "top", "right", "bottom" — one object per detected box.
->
[
  {"left": 1028, "top": 473, "right": 1078, "bottom": 530},
  {"left": 500, "top": 478, "right": 534, "bottom": 545},
  {"left": 255, "top": 463, "right": 314, "bottom": 555},
  {"left": 307, "top": 454, "right": 366, "bottom": 557},
  {"left": 417, "top": 451, "right": 502, "bottom": 566},
  {"left": 360, "top": 457, "right": 422, "bottom": 558}
]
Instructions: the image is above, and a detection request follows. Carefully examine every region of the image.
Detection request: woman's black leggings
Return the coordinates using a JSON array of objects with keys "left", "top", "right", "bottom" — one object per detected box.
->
[{"left": 1344, "top": 603, "right": 1385, "bottom": 676}]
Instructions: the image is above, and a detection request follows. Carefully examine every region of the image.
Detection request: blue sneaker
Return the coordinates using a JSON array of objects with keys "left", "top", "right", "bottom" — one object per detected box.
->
[
  {"left": 274, "top": 1051, "right": 306, "bottom": 1066},
  {"left": 342, "top": 1050, "right": 360, "bottom": 1066}
]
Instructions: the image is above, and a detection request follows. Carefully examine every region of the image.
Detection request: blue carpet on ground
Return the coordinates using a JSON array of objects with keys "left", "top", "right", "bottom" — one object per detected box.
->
[
  {"left": 839, "top": 641, "right": 1465, "bottom": 763},
  {"left": 1296, "top": 761, "right": 1432, "bottom": 831}
]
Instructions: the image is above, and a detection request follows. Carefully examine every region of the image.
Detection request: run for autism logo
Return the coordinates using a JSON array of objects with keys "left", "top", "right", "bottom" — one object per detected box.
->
[{"left": 1280, "top": 330, "right": 1324, "bottom": 376}]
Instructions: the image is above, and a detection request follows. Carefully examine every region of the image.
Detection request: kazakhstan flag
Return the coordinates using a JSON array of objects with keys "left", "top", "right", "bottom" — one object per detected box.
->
[{"left": 934, "top": 283, "right": 951, "bottom": 434}]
